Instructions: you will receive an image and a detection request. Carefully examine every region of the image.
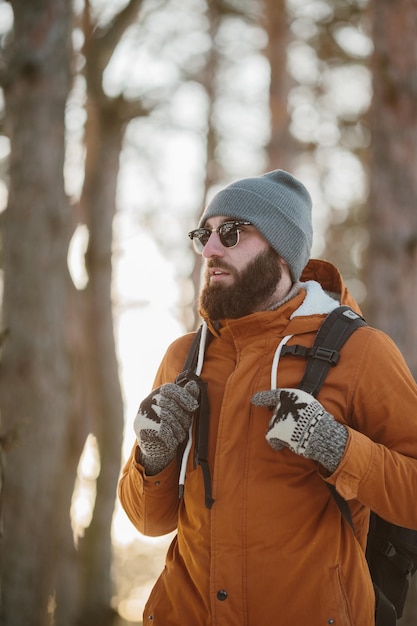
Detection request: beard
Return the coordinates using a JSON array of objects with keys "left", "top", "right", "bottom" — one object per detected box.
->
[{"left": 199, "top": 247, "right": 283, "bottom": 320}]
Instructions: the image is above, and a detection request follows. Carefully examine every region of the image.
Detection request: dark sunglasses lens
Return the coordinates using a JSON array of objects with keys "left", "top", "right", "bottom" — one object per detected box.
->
[
  {"left": 219, "top": 224, "right": 239, "bottom": 248},
  {"left": 190, "top": 229, "right": 210, "bottom": 252}
]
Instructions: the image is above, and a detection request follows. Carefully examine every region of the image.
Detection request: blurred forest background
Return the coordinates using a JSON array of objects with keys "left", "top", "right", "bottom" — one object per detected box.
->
[{"left": 0, "top": 0, "right": 416, "bottom": 625}]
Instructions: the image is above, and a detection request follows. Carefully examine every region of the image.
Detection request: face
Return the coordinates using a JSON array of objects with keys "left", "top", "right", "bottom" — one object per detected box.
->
[{"left": 198, "top": 216, "right": 291, "bottom": 320}]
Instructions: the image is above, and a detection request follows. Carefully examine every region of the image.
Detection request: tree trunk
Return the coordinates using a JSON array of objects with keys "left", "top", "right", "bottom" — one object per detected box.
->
[
  {"left": 53, "top": 2, "right": 148, "bottom": 620},
  {"left": 367, "top": 0, "right": 417, "bottom": 371},
  {"left": 0, "top": 1, "right": 73, "bottom": 624},
  {"left": 74, "top": 101, "right": 125, "bottom": 626},
  {"left": 263, "top": 0, "right": 297, "bottom": 171},
  {"left": 367, "top": 1, "right": 417, "bottom": 622}
]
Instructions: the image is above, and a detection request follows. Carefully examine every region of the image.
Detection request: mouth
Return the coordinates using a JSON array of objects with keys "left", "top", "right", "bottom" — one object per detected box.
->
[{"left": 209, "top": 267, "right": 231, "bottom": 282}]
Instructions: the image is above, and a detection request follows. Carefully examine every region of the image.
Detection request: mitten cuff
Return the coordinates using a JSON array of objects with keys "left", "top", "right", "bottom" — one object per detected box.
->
[
  {"left": 137, "top": 445, "right": 176, "bottom": 476},
  {"left": 304, "top": 415, "right": 348, "bottom": 473}
]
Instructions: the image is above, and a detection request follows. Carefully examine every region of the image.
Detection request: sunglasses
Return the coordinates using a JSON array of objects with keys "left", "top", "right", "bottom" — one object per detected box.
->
[{"left": 188, "top": 220, "right": 252, "bottom": 254}]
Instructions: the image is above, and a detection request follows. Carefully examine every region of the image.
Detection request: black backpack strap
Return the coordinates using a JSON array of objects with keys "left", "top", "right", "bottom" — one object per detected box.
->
[
  {"left": 374, "top": 585, "right": 398, "bottom": 626},
  {"left": 194, "top": 377, "right": 215, "bottom": 509},
  {"left": 175, "top": 326, "right": 215, "bottom": 509},
  {"left": 327, "top": 483, "right": 354, "bottom": 531},
  {"left": 282, "top": 307, "right": 367, "bottom": 529},
  {"left": 295, "top": 306, "right": 366, "bottom": 532},
  {"left": 299, "top": 306, "right": 367, "bottom": 397},
  {"left": 175, "top": 326, "right": 204, "bottom": 387}
]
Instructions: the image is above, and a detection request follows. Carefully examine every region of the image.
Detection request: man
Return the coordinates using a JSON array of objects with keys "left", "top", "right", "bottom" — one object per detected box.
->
[{"left": 118, "top": 170, "right": 417, "bottom": 626}]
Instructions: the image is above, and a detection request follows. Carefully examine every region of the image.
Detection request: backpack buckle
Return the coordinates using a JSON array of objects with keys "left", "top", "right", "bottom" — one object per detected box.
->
[
  {"left": 381, "top": 540, "right": 397, "bottom": 559},
  {"left": 313, "top": 347, "right": 340, "bottom": 365},
  {"left": 175, "top": 369, "right": 200, "bottom": 387}
]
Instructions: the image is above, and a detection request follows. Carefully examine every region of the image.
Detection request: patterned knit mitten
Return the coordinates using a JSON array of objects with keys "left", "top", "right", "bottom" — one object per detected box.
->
[
  {"left": 134, "top": 381, "right": 200, "bottom": 475},
  {"left": 251, "top": 388, "right": 348, "bottom": 472}
]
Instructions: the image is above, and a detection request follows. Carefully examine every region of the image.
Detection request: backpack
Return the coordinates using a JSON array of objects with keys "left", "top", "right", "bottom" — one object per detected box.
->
[{"left": 281, "top": 305, "right": 417, "bottom": 626}]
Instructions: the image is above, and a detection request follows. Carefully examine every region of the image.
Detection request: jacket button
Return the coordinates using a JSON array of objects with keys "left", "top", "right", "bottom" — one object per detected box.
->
[{"left": 216, "top": 589, "right": 228, "bottom": 601}]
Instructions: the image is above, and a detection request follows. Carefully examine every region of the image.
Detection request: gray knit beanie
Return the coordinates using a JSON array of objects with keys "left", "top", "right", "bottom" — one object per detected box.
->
[{"left": 199, "top": 169, "right": 313, "bottom": 282}]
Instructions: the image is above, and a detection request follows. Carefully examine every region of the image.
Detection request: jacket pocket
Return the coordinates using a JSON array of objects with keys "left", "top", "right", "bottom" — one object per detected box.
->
[{"left": 328, "top": 564, "right": 355, "bottom": 626}]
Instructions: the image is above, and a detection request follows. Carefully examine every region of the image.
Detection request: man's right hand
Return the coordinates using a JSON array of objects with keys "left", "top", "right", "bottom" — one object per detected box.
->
[{"left": 134, "top": 381, "right": 200, "bottom": 475}]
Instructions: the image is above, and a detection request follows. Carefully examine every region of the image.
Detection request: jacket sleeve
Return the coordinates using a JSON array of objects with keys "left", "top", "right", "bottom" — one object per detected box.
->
[
  {"left": 328, "top": 327, "right": 417, "bottom": 528},
  {"left": 118, "top": 333, "right": 196, "bottom": 537},
  {"left": 118, "top": 443, "right": 180, "bottom": 537}
]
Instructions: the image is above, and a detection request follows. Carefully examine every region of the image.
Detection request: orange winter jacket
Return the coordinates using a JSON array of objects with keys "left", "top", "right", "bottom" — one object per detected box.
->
[{"left": 118, "top": 259, "right": 417, "bottom": 626}]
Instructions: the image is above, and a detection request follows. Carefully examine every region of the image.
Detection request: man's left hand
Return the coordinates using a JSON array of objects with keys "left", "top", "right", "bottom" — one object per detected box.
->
[{"left": 251, "top": 388, "right": 347, "bottom": 472}]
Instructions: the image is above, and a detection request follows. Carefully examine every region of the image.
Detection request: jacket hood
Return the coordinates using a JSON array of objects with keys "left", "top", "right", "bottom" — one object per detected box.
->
[{"left": 300, "top": 259, "right": 361, "bottom": 313}]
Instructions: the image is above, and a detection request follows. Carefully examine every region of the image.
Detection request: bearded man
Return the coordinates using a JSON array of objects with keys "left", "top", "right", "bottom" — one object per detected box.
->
[{"left": 119, "top": 170, "right": 417, "bottom": 626}]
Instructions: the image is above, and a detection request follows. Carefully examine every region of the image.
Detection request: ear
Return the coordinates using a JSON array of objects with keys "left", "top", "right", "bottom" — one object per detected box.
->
[{"left": 278, "top": 256, "right": 291, "bottom": 274}]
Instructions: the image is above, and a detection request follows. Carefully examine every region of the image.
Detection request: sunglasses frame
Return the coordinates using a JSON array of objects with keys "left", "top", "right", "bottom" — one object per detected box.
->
[{"left": 188, "top": 220, "right": 252, "bottom": 254}]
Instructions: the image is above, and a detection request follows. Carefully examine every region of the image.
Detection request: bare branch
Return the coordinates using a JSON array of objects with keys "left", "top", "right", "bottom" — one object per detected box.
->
[{"left": 88, "top": 0, "right": 170, "bottom": 74}]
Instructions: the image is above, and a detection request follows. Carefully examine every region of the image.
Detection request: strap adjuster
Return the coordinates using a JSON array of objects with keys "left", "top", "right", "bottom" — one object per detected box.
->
[
  {"left": 313, "top": 347, "right": 340, "bottom": 365},
  {"left": 281, "top": 344, "right": 340, "bottom": 365}
]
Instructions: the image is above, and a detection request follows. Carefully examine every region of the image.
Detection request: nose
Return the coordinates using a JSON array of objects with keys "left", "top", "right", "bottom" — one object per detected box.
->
[{"left": 202, "top": 231, "right": 225, "bottom": 259}]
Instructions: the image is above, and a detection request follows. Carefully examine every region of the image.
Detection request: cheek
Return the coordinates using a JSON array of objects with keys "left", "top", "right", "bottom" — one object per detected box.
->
[
  {"left": 235, "top": 241, "right": 268, "bottom": 268},
  {"left": 227, "top": 256, "right": 248, "bottom": 277}
]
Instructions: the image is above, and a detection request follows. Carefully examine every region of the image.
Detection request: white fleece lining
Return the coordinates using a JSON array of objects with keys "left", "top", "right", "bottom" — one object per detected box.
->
[{"left": 290, "top": 280, "right": 340, "bottom": 318}]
